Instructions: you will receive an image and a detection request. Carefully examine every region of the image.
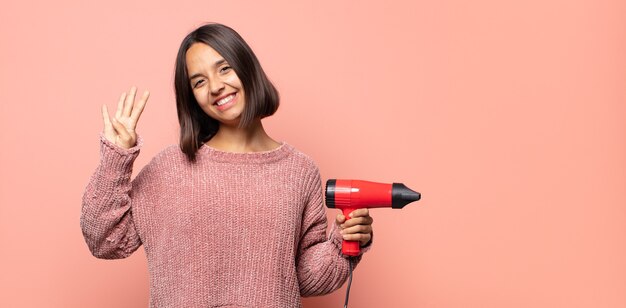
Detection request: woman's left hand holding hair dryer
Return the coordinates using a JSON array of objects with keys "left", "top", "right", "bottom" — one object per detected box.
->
[{"left": 101, "top": 86, "right": 150, "bottom": 149}]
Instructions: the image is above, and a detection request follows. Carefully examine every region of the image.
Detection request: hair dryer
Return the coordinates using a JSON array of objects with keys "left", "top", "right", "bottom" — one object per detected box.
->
[{"left": 325, "top": 179, "right": 421, "bottom": 256}]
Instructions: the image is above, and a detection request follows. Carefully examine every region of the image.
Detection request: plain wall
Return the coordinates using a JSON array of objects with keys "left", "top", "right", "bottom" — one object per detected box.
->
[{"left": 1, "top": 0, "right": 625, "bottom": 307}]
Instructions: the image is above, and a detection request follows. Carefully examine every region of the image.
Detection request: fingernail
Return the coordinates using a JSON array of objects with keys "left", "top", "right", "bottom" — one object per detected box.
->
[
  {"left": 339, "top": 230, "right": 344, "bottom": 234},
  {"left": 343, "top": 235, "right": 349, "bottom": 239}
]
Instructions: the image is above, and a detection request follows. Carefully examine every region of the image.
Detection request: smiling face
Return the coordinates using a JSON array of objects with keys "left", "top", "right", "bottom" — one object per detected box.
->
[{"left": 186, "top": 42, "right": 246, "bottom": 127}]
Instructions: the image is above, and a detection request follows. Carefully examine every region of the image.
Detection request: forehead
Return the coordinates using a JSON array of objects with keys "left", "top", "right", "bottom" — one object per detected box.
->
[{"left": 185, "top": 43, "right": 225, "bottom": 71}]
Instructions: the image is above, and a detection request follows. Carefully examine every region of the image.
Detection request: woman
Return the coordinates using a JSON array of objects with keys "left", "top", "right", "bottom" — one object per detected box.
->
[{"left": 81, "top": 23, "right": 373, "bottom": 307}]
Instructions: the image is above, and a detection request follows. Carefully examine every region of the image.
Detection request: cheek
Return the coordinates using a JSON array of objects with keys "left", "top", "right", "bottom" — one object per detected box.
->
[
  {"left": 226, "top": 74, "right": 243, "bottom": 89},
  {"left": 192, "top": 89, "right": 207, "bottom": 106}
]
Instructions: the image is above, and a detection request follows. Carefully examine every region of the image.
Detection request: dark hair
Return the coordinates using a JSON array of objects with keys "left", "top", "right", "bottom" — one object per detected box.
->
[{"left": 174, "top": 23, "right": 280, "bottom": 161}]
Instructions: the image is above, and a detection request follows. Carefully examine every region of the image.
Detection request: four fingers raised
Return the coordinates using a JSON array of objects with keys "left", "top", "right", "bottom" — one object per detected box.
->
[{"left": 102, "top": 86, "right": 150, "bottom": 149}]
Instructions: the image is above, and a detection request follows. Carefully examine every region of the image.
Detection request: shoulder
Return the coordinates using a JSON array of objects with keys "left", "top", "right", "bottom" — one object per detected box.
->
[
  {"left": 152, "top": 144, "right": 187, "bottom": 163},
  {"left": 283, "top": 143, "right": 320, "bottom": 174},
  {"left": 282, "top": 144, "right": 323, "bottom": 195},
  {"left": 135, "top": 144, "right": 188, "bottom": 178},
  {"left": 281, "top": 144, "right": 326, "bottom": 204}
]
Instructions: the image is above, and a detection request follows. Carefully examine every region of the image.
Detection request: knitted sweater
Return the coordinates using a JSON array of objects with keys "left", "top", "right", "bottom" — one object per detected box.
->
[{"left": 80, "top": 135, "right": 367, "bottom": 307}]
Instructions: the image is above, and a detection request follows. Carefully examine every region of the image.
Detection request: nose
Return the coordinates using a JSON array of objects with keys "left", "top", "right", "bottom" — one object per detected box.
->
[{"left": 209, "top": 76, "right": 225, "bottom": 95}]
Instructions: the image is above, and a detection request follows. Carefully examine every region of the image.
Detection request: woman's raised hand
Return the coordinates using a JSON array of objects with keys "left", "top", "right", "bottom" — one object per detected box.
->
[{"left": 101, "top": 86, "right": 150, "bottom": 149}]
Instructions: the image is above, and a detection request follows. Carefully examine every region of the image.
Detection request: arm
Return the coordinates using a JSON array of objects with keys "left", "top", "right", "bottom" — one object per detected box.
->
[
  {"left": 80, "top": 135, "right": 143, "bottom": 259},
  {"left": 296, "top": 168, "right": 372, "bottom": 297},
  {"left": 80, "top": 86, "right": 149, "bottom": 259}
]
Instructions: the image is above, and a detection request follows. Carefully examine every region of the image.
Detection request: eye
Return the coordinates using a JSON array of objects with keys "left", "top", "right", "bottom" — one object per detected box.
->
[
  {"left": 193, "top": 79, "right": 205, "bottom": 88},
  {"left": 220, "top": 66, "right": 232, "bottom": 73}
]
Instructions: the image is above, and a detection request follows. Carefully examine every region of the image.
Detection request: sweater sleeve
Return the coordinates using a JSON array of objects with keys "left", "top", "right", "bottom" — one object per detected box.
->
[
  {"left": 80, "top": 134, "right": 144, "bottom": 259},
  {"left": 296, "top": 167, "right": 371, "bottom": 297}
]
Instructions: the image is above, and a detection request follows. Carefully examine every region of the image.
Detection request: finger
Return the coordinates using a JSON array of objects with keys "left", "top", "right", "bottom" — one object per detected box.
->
[
  {"left": 341, "top": 224, "right": 373, "bottom": 235},
  {"left": 341, "top": 216, "right": 373, "bottom": 228},
  {"left": 342, "top": 233, "right": 371, "bottom": 244},
  {"left": 130, "top": 90, "right": 149, "bottom": 125},
  {"left": 111, "top": 117, "right": 133, "bottom": 143},
  {"left": 123, "top": 86, "right": 137, "bottom": 117},
  {"left": 349, "top": 208, "right": 370, "bottom": 219},
  {"left": 101, "top": 105, "right": 114, "bottom": 133},
  {"left": 115, "top": 92, "right": 126, "bottom": 119}
]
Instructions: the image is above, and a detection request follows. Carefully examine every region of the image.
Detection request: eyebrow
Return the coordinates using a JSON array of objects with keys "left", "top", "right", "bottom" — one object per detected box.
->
[{"left": 188, "top": 59, "right": 228, "bottom": 80}]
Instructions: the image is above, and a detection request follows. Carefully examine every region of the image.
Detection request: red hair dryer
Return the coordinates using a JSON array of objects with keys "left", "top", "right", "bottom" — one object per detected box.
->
[{"left": 325, "top": 179, "right": 421, "bottom": 256}]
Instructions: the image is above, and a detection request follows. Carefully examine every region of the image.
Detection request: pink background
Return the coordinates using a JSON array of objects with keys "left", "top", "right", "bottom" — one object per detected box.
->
[{"left": 1, "top": 0, "right": 625, "bottom": 307}]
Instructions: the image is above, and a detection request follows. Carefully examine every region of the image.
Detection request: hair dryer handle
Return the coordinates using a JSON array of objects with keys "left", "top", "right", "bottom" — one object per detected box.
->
[{"left": 342, "top": 208, "right": 360, "bottom": 256}]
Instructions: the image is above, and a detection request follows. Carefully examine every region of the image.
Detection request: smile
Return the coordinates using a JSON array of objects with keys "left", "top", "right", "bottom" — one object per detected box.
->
[{"left": 215, "top": 93, "right": 236, "bottom": 106}]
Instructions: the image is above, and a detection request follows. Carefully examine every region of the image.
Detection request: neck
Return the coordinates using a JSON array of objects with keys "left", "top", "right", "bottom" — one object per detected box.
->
[{"left": 206, "top": 120, "right": 280, "bottom": 153}]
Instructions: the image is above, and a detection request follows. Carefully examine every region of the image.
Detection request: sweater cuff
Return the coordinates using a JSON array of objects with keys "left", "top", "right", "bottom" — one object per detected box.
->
[{"left": 98, "top": 133, "right": 143, "bottom": 174}]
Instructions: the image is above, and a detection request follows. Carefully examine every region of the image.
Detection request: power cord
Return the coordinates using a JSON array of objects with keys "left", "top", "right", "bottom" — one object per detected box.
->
[{"left": 344, "top": 257, "right": 355, "bottom": 308}]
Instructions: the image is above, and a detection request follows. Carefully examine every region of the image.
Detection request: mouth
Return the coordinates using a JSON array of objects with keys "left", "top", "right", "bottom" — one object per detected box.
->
[{"left": 213, "top": 93, "right": 236, "bottom": 107}]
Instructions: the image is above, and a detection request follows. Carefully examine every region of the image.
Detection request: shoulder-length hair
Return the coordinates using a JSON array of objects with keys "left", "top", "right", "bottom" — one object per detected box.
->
[{"left": 174, "top": 23, "right": 280, "bottom": 161}]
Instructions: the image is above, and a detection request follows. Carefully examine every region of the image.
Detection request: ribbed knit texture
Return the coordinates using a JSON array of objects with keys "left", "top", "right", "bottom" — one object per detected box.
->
[{"left": 80, "top": 135, "right": 368, "bottom": 308}]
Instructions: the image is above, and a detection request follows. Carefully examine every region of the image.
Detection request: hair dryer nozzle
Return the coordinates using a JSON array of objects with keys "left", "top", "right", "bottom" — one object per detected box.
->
[{"left": 392, "top": 183, "right": 421, "bottom": 209}]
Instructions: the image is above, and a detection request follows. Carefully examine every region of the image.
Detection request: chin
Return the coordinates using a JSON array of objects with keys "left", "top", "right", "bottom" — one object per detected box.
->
[{"left": 216, "top": 116, "right": 243, "bottom": 127}]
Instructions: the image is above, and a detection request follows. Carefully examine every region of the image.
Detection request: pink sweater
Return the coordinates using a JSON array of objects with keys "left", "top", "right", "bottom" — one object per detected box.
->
[{"left": 80, "top": 136, "right": 367, "bottom": 307}]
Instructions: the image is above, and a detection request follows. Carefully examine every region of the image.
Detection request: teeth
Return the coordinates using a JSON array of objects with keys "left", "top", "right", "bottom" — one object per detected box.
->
[{"left": 216, "top": 94, "right": 235, "bottom": 106}]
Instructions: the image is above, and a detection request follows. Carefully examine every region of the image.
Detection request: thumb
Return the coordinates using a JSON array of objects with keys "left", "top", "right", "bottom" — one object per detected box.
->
[{"left": 335, "top": 214, "right": 346, "bottom": 225}]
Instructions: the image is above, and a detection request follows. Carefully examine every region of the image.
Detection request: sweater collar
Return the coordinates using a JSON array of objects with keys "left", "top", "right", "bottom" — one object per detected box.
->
[{"left": 198, "top": 142, "right": 292, "bottom": 163}]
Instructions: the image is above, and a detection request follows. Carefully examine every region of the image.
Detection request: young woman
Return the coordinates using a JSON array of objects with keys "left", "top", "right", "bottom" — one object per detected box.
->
[{"left": 81, "top": 23, "right": 373, "bottom": 307}]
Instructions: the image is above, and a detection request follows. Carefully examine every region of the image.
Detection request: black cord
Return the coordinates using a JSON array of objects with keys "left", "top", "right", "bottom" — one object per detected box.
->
[{"left": 344, "top": 257, "right": 354, "bottom": 308}]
